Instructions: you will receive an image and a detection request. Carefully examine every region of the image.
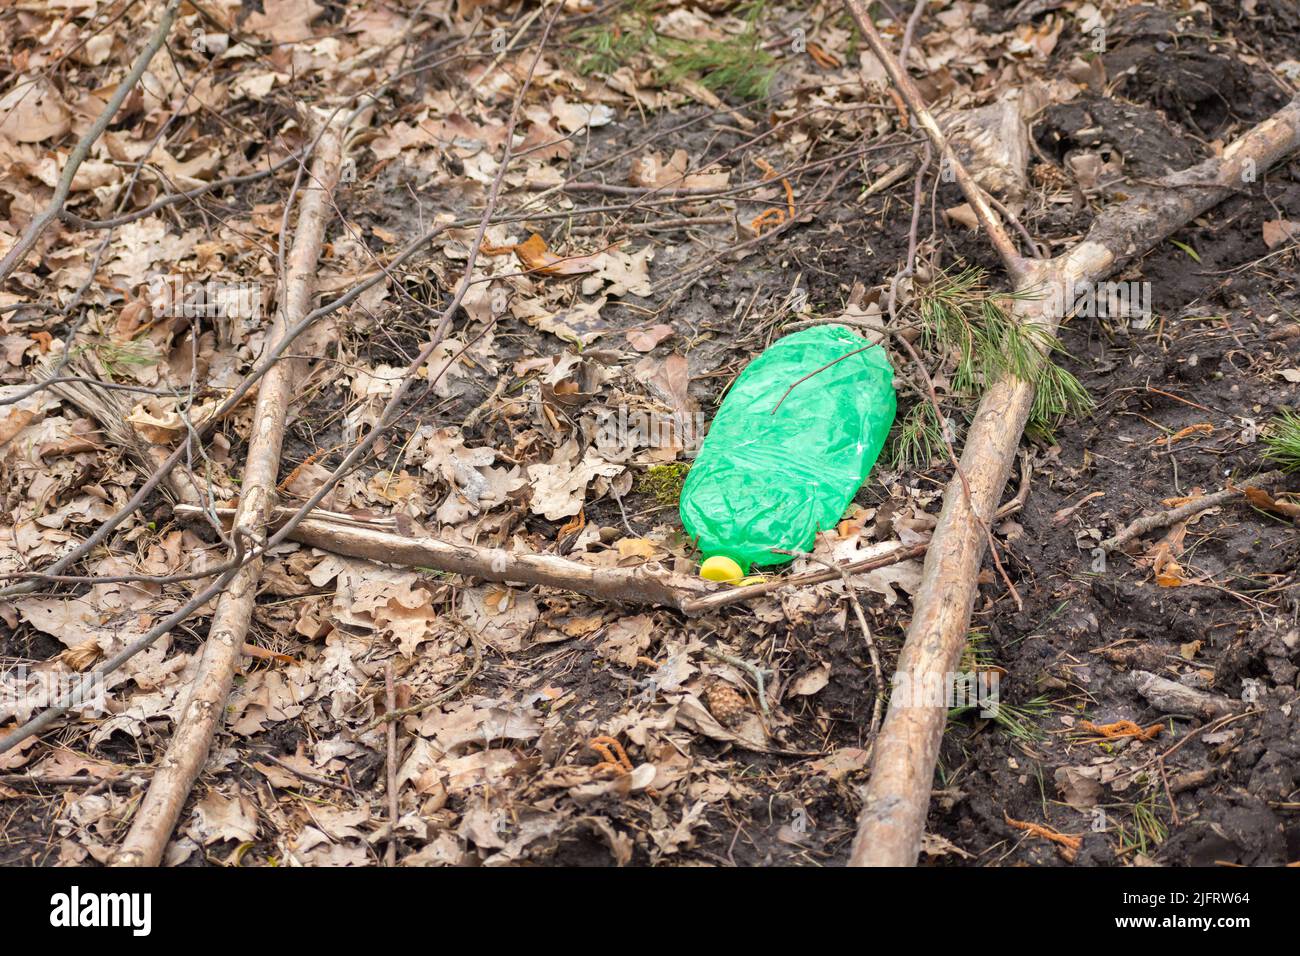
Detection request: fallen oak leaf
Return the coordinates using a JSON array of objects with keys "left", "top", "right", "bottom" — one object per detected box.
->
[
  {"left": 627, "top": 323, "right": 673, "bottom": 352},
  {"left": 809, "top": 747, "right": 871, "bottom": 781},
  {"left": 125, "top": 396, "right": 223, "bottom": 445},
  {"left": 788, "top": 661, "right": 831, "bottom": 697},
  {"left": 1244, "top": 486, "right": 1300, "bottom": 519},
  {"left": 480, "top": 233, "right": 602, "bottom": 276},
  {"left": 628, "top": 149, "right": 729, "bottom": 191},
  {"left": 0, "top": 78, "right": 71, "bottom": 143},
  {"left": 944, "top": 203, "right": 979, "bottom": 230},
  {"left": 0, "top": 408, "right": 35, "bottom": 449},
  {"left": 243, "top": 0, "right": 325, "bottom": 43},
  {"left": 614, "top": 537, "right": 659, "bottom": 560},
  {"left": 1054, "top": 766, "right": 1104, "bottom": 809}
]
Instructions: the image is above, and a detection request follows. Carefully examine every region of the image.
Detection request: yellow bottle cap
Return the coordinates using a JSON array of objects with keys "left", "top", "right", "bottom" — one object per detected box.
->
[{"left": 699, "top": 555, "right": 744, "bottom": 583}]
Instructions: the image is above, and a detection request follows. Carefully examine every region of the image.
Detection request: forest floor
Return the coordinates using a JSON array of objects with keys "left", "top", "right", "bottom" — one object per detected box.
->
[{"left": 2, "top": 0, "right": 1299, "bottom": 866}]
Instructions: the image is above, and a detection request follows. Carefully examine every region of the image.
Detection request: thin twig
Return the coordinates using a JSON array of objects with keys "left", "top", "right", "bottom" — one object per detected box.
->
[
  {"left": 0, "top": 773, "right": 141, "bottom": 790},
  {"left": 384, "top": 661, "right": 399, "bottom": 867},
  {"left": 0, "top": 0, "right": 182, "bottom": 285},
  {"left": 59, "top": 151, "right": 302, "bottom": 230},
  {"left": 361, "top": 643, "right": 484, "bottom": 733},
  {"left": 250, "top": 751, "right": 353, "bottom": 793},
  {"left": 1101, "top": 470, "right": 1285, "bottom": 552}
]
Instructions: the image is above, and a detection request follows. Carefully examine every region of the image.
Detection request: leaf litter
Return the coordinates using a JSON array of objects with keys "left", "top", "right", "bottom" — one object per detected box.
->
[{"left": 1, "top": 0, "right": 1299, "bottom": 869}]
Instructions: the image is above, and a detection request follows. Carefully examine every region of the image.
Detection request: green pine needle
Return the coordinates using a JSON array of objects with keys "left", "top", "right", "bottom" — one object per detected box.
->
[
  {"left": 947, "top": 632, "right": 1050, "bottom": 742},
  {"left": 890, "top": 401, "right": 948, "bottom": 470},
  {"left": 909, "top": 264, "right": 1092, "bottom": 444},
  {"left": 1262, "top": 409, "right": 1300, "bottom": 472},
  {"left": 571, "top": 0, "right": 776, "bottom": 101}
]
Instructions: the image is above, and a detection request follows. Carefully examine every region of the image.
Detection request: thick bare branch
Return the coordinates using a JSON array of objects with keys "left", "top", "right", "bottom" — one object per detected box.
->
[
  {"left": 1101, "top": 470, "right": 1285, "bottom": 552},
  {"left": 108, "top": 115, "right": 346, "bottom": 868},
  {"left": 849, "top": 91, "right": 1300, "bottom": 867},
  {"left": 176, "top": 505, "right": 711, "bottom": 611}
]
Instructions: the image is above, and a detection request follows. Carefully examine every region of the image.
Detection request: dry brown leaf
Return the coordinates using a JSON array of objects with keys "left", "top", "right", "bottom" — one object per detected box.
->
[
  {"left": 597, "top": 614, "right": 654, "bottom": 667},
  {"left": 243, "top": 0, "right": 324, "bottom": 42},
  {"left": 1262, "top": 219, "right": 1300, "bottom": 249},
  {"left": 186, "top": 791, "right": 259, "bottom": 845},
  {"left": 615, "top": 537, "right": 659, "bottom": 560},
  {"left": 510, "top": 234, "right": 601, "bottom": 276},
  {"left": 1055, "top": 765, "right": 1104, "bottom": 809},
  {"left": 526, "top": 440, "right": 622, "bottom": 520},
  {"left": 0, "top": 78, "right": 70, "bottom": 143},
  {"left": 0, "top": 408, "right": 34, "bottom": 448},
  {"left": 789, "top": 661, "right": 831, "bottom": 697},
  {"left": 944, "top": 203, "right": 980, "bottom": 230},
  {"left": 627, "top": 324, "right": 674, "bottom": 352},
  {"left": 1245, "top": 486, "right": 1300, "bottom": 518},
  {"left": 809, "top": 747, "right": 872, "bottom": 781}
]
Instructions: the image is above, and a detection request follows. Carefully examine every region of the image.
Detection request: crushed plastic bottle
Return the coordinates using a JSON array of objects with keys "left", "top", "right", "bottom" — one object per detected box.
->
[{"left": 679, "top": 324, "right": 896, "bottom": 574}]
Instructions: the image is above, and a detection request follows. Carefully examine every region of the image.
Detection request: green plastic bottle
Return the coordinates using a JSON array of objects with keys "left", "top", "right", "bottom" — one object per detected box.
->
[{"left": 679, "top": 324, "right": 896, "bottom": 579}]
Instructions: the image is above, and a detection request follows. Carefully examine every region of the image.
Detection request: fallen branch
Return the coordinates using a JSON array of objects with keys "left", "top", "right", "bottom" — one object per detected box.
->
[
  {"left": 175, "top": 501, "right": 1007, "bottom": 617},
  {"left": 1101, "top": 470, "right": 1285, "bottom": 552},
  {"left": 175, "top": 504, "right": 712, "bottom": 611},
  {"left": 167, "top": 455, "right": 1034, "bottom": 622},
  {"left": 108, "top": 115, "right": 347, "bottom": 868},
  {"left": 843, "top": 0, "right": 1300, "bottom": 868},
  {"left": 1131, "top": 670, "right": 1238, "bottom": 720}
]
